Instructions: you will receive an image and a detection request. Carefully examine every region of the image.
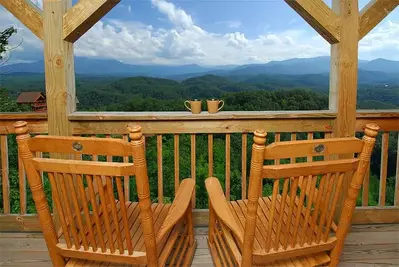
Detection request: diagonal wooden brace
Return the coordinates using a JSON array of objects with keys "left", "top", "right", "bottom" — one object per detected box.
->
[
  {"left": 0, "top": 0, "right": 44, "bottom": 40},
  {"left": 284, "top": 0, "right": 341, "bottom": 44},
  {"left": 63, "top": 0, "right": 120, "bottom": 43}
]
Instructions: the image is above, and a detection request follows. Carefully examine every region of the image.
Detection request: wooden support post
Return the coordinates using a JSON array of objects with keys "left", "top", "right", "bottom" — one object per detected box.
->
[
  {"left": 330, "top": 0, "right": 359, "bottom": 220},
  {"left": 43, "top": 0, "right": 76, "bottom": 138},
  {"left": 43, "top": 0, "right": 75, "bottom": 232}
]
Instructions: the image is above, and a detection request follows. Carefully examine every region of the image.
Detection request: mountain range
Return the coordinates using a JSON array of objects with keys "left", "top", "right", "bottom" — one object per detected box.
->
[{"left": 1, "top": 56, "right": 398, "bottom": 79}]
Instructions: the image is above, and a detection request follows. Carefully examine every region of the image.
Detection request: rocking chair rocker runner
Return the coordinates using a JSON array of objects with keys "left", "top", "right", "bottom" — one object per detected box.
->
[
  {"left": 206, "top": 124, "right": 379, "bottom": 267},
  {"left": 14, "top": 121, "right": 196, "bottom": 267}
]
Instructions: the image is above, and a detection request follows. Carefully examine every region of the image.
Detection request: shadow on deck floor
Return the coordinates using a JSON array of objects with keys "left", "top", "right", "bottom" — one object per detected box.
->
[{"left": 0, "top": 225, "right": 398, "bottom": 266}]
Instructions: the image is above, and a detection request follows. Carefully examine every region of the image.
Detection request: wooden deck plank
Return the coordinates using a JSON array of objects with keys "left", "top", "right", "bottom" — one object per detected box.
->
[{"left": 0, "top": 225, "right": 398, "bottom": 266}]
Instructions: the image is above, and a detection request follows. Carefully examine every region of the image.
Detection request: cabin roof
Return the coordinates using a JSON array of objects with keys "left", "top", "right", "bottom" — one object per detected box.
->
[{"left": 16, "top": 92, "right": 46, "bottom": 104}]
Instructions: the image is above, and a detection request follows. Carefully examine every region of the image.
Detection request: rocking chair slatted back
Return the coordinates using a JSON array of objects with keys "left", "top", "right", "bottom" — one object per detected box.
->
[
  {"left": 242, "top": 123, "right": 379, "bottom": 266},
  {"left": 13, "top": 121, "right": 157, "bottom": 266}
]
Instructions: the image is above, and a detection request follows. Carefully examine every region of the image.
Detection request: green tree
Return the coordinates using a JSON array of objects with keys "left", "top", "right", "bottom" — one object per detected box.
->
[{"left": 0, "top": 27, "right": 17, "bottom": 60}]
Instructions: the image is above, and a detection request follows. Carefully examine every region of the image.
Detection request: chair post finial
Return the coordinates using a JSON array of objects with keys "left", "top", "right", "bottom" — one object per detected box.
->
[
  {"left": 128, "top": 125, "right": 143, "bottom": 141},
  {"left": 14, "top": 121, "right": 29, "bottom": 136},
  {"left": 364, "top": 123, "right": 379, "bottom": 138},
  {"left": 253, "top": 129, "right": 267, "bottom": 145}
]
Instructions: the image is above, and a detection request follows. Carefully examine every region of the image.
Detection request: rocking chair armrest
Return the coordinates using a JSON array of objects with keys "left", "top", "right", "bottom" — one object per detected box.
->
[
  {"left": 205, "top": 177, "right": 244, "bottom": 245},
  {"left": 156, "top": 178, "right": 195, "bottom": 243}
]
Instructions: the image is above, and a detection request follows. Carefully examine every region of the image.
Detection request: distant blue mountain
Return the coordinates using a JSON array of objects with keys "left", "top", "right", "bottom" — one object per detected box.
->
[
  {"left": 1, "top": 56, "right": 398, "bottom": 78},
  {"left": 0, "top": 57, "right": 230, "bottom": 77}
]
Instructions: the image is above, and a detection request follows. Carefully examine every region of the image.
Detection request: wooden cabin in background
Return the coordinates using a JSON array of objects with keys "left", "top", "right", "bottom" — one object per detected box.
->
[{"left": 16, "top": 92, "right": 47, "bottom": 112}]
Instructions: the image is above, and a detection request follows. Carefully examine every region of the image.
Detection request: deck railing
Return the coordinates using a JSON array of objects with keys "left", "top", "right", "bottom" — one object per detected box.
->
[{"left": 0, "top": 110, "right": 398, "bottom": 231}]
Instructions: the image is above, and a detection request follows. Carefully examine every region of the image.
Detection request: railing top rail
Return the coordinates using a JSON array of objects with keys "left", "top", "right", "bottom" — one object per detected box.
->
[
  {"left": 0, "top": 112, "right": 47, "bottom": 120},
  {"left": 1, "top": 110, "right": 397, "bottom": 122},
  {"left": 68, "top": 111, "right": 337, "bottom": 121},
  {"left": 356, "top": 110, "right": 399, "bottom": 118}
]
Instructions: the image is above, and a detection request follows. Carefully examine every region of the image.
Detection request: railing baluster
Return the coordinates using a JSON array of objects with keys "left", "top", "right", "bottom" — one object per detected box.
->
[
  {"left": 379, "top": 132, "right": 389, "bottom": 206},
  {"left": 91, "top": 134, "right": 98, "bottom": 161},
  {"left": 174, "top": 134, "right": 180, "bottom": 194},
  {"left": 225, "top": 134, "right": 231, "bottom": 200},
  {"left": 157, "top": 135, "right": 163, "bottom": 204},
  {"left": 122, "top": 135, "right": 130, "bottom": 200},
  {"left": 290, "top": 133, "right": 297, "bottom": 163},
  {"left": 18, "top": 148, "right": 26, "bottom": 214},
  {"left": 191, "top": 134, "right": 196, "bottom": 207},
  {"left": 275, "top": 133, "right": 280, "bottom": 165},
  {"left": 362, "top": 164, "right": 370, "bottom": 206},
  {"left": 106, "top": 134, "right": 112, "bottom": 162},
  {"left": 208, "top": 134, "right": 213, "bottom": 177},
  {"left": 307, "top": 132, "right": 313, "bottom": 162},
  {"left": 1, "top": 136, "right": 10, "bottom": 214},
  {"left": 241, "top": 133, "right": 247, "bottom": 200},
  {"left": 396, "top": 133, "right": 399, "bottom": 207}
]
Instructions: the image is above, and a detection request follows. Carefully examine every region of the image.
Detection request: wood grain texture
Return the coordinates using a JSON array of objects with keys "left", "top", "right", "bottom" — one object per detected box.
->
[
  {"left": 396, "top": 133, "right": 399, "bottom": 206},
  {"left": 43, "top": 0, "right": 76, "bottom": 139},
  {"left": 379, "top": 132, "right": 389, "bottom": 206},
  {"left": 191, "top": 134, "right": 196, "bottom": 207},
  {"left": 359, "top": 0, "right": 399, "bottom": 40},
  {"left": 284, "top": 0, "right": 340, "bottom": 44},
  {"left": 225, "top": 134, "right": 231, "bottom": 200},
  {"left": 157, "top": 134, "right": 163, "bottom": 203},
  {"left": 18, "top": 151, "right": 26, "bottom": 214},
  {"left": 241, "top": 133, "right": 247, "bottom": 200},
  {"left": 174, "top": 134, "right": 180, "bottom": 194},
  {"left": 205, "top": 125, "right": 378, "bottom": 266},
  {"left": 208, "top": 134, "right": 213, "bottom": 177},
  {"left": 69, "top": 110, "right": 337, "bottom": 121},
  {"left": 330, "top": 0, "right": 359, "bottom": 224},
  {"left": 1, "top": 136, "right": 10, "bottom": 213},
  {"left": 63, "top": 0, "right": 120, "bottom": 42},
  {"left": 0, "top": 225, "right": 398, "bottom": 266},
  {"left": 11, "top": 122, "right": 196, "bottom": 266},
  {"left": 330, "top": 124, "right": 379, "bottom": 266},
  {"left": 0, "top": 0, "right": 44, "bottom": 39}
]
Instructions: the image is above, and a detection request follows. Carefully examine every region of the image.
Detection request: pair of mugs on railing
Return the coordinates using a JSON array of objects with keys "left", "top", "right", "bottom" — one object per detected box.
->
[{"left": 184, "top": 99, "right": 224, "bottom": 114}]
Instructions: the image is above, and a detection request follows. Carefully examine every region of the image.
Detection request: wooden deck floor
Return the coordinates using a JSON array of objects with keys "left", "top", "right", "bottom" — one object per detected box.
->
[{"left": 0, "top": 224, "right": 398, "bottom": 266}]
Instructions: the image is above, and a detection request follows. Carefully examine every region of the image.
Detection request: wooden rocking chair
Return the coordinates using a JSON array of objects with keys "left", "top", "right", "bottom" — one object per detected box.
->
[
  {"left": 14, "top": 121, "right": 196, "bottom": 267},
  {"left": 206, "top": 124, "right": 379, "bottom": 267}
]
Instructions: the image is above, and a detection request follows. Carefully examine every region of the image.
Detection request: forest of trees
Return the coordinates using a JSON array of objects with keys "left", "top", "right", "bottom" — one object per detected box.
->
[
  {"left": 0, "top": 24, "right": 397, "bottom": 212},
  {"left": 0, "top": 84, "right": 397, "bottom": 212}
]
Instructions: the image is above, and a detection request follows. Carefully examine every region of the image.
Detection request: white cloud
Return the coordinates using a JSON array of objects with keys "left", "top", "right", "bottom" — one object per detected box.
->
[
  {"left": 359, "top": 20, "right": 399, "bottom": 59},
  {"left": 217, "top": 20, "right": 243, "bottom": 29},
  {"left": 128, "top": 5, "right": 132, "bottom": 13},
  {"left": 1, "top": 0, "right": 398, "bottom": 66},
  {"left": 151, "top": 0, "right": 194, "bottom": 29}
]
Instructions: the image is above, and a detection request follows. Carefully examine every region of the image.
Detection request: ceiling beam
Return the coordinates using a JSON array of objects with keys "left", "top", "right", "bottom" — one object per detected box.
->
[
  {"left": 284, "top": 0, "right": 340, "bottom": 44},
  {"left": 359, "top": 0, "right": 399, "bottom": 40},
  {"left": 63, "top": 0, "right": 120, "bottom": 43},
  {"left": 0, "top": 0, "right": 44, "bottom": 40}
]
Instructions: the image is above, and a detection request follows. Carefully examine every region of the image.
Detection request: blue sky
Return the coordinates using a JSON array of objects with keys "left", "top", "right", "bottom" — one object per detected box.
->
[{"left": 1, "top": 0, "right": 398, "bottom": 65}]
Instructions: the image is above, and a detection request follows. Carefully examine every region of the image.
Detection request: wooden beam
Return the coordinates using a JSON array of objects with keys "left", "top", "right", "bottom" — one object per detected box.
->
[
  {"left": 63, "top": 0, "right": 120, "bottom": 43},
  {"left": 352, "top": 207, "right": 399, "bottom": 224},
  {"left": 330, "top": 0, "right": 359, "bottom": 220},
  {"left": 284, "top": 0, "right": 340, "bottom": 44},
  {"left": 43, "top": 0, "right": 76, "bottom": 138},
  {"left": 0, "top": 0, "right": 44, "bottom": 40},
  {"left": 359, "top": 0, "right": 399, "bottom": 40}
]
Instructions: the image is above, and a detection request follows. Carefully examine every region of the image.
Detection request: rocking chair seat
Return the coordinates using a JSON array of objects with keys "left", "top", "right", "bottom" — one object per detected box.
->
[
  {"left": 209, "top": 195, "right": 331, "bottom": 267},
  {"left": 62, "top": 201, "right": 195, "bottom": 266}
]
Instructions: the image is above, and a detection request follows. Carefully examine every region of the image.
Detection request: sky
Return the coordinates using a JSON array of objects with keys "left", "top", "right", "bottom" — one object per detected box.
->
[{"left": 1, "top": 0, "right": 398, "bottom": 66}]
